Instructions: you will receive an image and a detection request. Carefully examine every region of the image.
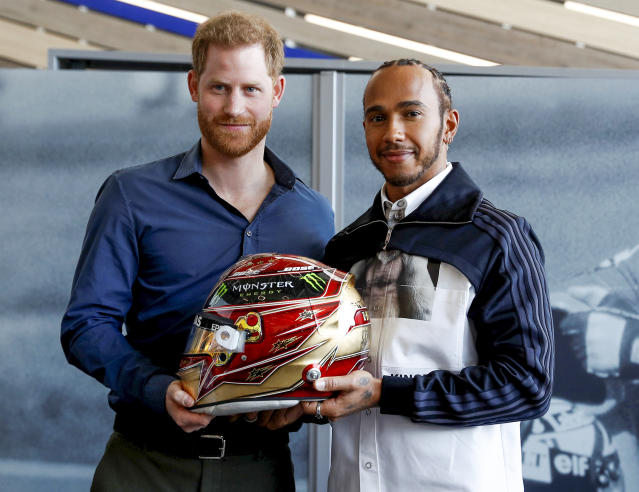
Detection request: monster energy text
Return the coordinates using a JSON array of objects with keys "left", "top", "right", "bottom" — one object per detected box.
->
[{"left": 232, "top": 281, "right": 294, "bottom": 293}]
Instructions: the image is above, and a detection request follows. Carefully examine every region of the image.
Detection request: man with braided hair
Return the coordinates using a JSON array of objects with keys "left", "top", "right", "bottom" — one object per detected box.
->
[{"left": 302, "top": 59, "right": 554, "bottom": 491}]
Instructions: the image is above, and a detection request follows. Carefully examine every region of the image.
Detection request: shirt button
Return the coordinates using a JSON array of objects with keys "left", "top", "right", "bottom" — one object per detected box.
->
[
  {"left": 365, "top": 409, "right": 372, "bottom": 416},
  {"left": 246, "top": 230, "right": 252, "bottom": 237},
  {"left": 397, "top": 199, "right": 406, "bottom": 207},
  {"left": 364, "top": 462, "right": 373, "bottom": 470}
]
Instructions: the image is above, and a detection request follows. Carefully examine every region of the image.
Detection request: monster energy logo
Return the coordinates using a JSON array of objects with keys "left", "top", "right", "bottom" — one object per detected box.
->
[
  {"left": 301, "top": 273, "right": 326, "bottom": 291},
  {"left": 209, "top": 283, "right": 228, "bottom": 303}
]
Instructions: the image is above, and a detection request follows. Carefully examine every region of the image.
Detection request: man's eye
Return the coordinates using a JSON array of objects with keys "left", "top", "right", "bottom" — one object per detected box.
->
[
  {"left": 246, "top": 87, "right": 258, "bottom": 93},
  {"left": 212, "top": 85, "right": 225, "bottom": 92},
  {"left": 406, "top": 110, "right": 421, "bottom": 117},
  {"left": 370, "top": 115, "right": 384, "bottom": 122}
]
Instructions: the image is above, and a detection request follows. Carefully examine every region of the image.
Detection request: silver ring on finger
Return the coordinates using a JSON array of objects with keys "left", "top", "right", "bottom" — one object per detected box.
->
[
  {"left": 244, "top": 415, "right": 258, "bottom": 423},
  {"left": 315, "top": 401, "right": 323, "bottom": 420}
]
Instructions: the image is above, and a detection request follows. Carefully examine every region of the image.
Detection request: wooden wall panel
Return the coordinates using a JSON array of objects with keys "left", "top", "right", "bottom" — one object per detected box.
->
[
  {"left": 0, "top": 0, "right": 191, "bottom": 53},
  {"left": 0, "top": 57, "right": 29, "bottom": 68},
  {"left": 1, "top": 0, "right": 638, "bottom": 69},
  {"left": 159, "top": 0, "right": 464, "bottom": 64},
  {"left": 277, "top": 0, "right": 639, "bottom": 68},
  {"left": 414, "top": 0, "right": 639, "bottom": 58},
  {"left": 0, "top": 17, "right": 99, "bottom": 68}
]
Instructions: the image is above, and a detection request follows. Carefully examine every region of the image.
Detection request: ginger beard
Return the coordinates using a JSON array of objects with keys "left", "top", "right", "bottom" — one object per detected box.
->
[{"left": 197, "top": 104, "right": 273, "bottom": 158}]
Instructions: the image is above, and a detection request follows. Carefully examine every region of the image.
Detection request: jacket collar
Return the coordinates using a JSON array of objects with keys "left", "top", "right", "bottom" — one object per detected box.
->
[
  {"left": 345, "top": 162, "right": 483, "bottom": 232},
  {"left": 405, "top": 162, "right": 483, "bottom": 223},
  {"left": 172, "top": 140, "right": 296, "bottom": 189}
]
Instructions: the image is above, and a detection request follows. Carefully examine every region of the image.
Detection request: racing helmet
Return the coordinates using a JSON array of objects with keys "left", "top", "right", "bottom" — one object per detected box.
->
[{"left": 178, "top": 253, "right": 370, "bottom": 416}]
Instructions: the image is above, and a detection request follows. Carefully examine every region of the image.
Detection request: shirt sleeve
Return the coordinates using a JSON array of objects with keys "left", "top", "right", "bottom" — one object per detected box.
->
[
  {"left": 379, "top": 215, "right": 554, "bottom": 426},
  {"left": 60, "top": 174, "right": 175, "bottom": 415}
]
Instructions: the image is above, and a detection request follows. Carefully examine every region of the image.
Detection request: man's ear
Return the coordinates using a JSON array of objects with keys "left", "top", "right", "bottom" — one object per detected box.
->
[
  {"left": 271, "top": 75, "right": 286, "bottom": 108},
  {"left": 443, "top": 109, "right": 460, "bottom": 145},
  {"left": 187, "top": 70, "right": 199, "bottom": 103}
]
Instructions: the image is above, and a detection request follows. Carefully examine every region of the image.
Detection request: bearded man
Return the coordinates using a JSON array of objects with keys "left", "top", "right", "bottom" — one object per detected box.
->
[
  {"left": 302, "top": 59, "right": 554, "bottom": 492},
  {"left": 61, "top": 12, "right": 333, "bottom": 491}
]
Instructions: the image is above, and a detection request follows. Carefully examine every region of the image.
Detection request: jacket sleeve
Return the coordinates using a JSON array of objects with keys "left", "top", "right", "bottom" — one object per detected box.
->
[
  {"left": 60, "top": 174, "right": 175, "bottom": 415},
  {"left": 379, "top": 214, "right": 554, "bottom": 426}
]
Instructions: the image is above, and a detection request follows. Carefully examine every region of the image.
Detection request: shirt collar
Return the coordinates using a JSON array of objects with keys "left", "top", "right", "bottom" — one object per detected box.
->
[
  {"left": 172, "top": 140, "right": 297, "bottom": 189},
  {"left": 334, "top": 162, "right": 483, "bottom": 240},
  {"left": 380, "top": 162, "right": 453, "bottom": 225},
  {"left": 172, "top": 141, "right": 202, "bottom": 180}
]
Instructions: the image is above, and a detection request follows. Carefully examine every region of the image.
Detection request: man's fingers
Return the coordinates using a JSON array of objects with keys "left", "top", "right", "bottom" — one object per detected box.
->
[
  {"left": 174, "top": 409, "right": 213, "bottom": 433},
  {"left": 263, "top": 405, "right": 303, "bottom": 430},
  {"left": 314, "top": 375, "right": 345, "bottom": 392},
  {"left": 257, "top": 409, "right": 274, "bottom": 426},
  {"left": 263, "top": 409, "right": 287, "bottom": 430},
  {"left": 316, "top": 397, "right": 339, "bottom": 419},
  {"left": 174, "top": 390, "right": 195, "bottom": 407},
  {"left": 287, "top": 404, "right": 303, "bottom": 421},
  {"left": 301, "top": 401, "right": 317, "bottom": 415},
  {"left": 314, "top": 370, "right": 370, "bottom": 392},
  {"left": 305, "top": 371, "right": 379, "bottom": 421},
  {"left": 167, "top": 380, "right": 195, "bottom": 407},
  {"left": 181, "top": 410, "right": 211, "bottom": 426},
  {"left": 165, "top": 380, "right": 214, "bottom": 432},
  {"left": 280, "top": 405, "right": 302, "bottom": 427}
]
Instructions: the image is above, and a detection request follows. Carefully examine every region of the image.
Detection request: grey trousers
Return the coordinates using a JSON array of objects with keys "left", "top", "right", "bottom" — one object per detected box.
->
[{"left": 91, "top": 432, "right": 295, "bottom": 492}]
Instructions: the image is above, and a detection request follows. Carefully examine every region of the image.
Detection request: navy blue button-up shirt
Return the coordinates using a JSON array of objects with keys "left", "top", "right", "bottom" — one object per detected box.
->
[{"left": 61, "top": 141, "right": 334, "bottom": 415}]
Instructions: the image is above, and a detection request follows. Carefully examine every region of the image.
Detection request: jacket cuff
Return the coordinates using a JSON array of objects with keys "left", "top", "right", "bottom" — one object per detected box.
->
[
  {"left": 143, "top": 373, "right": 178, "bottom": 415},
  {"left": 379, "top": 376, "right": 415, "bottom": 416}
]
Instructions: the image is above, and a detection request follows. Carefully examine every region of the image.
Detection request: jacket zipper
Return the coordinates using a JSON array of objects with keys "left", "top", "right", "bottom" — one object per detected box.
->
[
  {"left": 342, "top": 218, "right": 472, "bottom": 251},
  {"left": 383, "top": 227, "right": 393, "bottom": 250}
]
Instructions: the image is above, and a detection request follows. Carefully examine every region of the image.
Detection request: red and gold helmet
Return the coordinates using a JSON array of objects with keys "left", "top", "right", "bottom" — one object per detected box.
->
[{"left": 178, "top": 253, "right": 370, "bottom": 416}]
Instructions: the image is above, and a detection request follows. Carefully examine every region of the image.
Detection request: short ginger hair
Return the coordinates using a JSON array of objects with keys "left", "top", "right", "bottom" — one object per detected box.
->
[{"left": 191, "top": 11, "right": 284, "bottom": 80}]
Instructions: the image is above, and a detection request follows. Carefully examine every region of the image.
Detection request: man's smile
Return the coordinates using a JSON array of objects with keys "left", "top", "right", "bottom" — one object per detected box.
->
[{"left": 379, "top": 148, "right": 415, "bottom": 163}]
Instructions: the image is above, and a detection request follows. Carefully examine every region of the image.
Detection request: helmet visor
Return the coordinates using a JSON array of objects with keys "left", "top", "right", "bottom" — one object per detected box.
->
[{"left": 185, "top": 312, "right": 247, "bottom": 355}]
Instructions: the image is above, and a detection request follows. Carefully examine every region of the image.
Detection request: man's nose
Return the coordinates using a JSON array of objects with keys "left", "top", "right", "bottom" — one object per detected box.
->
[
  {"left": 384, "top": 117, "right": 404, "bottom": 142},
  {"left": 224, "top": 90, "right": 244, "bottom": 117}
]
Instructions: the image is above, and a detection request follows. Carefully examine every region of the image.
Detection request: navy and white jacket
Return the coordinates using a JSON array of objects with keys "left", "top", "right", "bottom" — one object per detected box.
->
[{"left": 323, "top": 163, "right": 554, "bottom": 492}]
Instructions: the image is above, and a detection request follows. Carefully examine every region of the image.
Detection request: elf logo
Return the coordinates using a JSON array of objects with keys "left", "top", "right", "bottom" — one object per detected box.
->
[{"left": 553, "top": 452, "right": 589, "bottom": 477}]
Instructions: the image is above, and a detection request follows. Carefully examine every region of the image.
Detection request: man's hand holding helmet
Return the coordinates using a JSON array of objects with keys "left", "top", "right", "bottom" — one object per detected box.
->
[
  {"left": 300, "top": 370, "right": 381, "bottom": 421},
  {"left": 242, "top": 406, "right": 305, "bottom": 430},
  {"left": 165, "top": 380, "right": 214, "bottom": 432}
]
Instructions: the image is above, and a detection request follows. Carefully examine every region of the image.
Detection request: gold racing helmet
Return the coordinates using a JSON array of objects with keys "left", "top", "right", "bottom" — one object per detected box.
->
[{"left": 178, "top": 253, "right": 370, "bottom": 416}]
